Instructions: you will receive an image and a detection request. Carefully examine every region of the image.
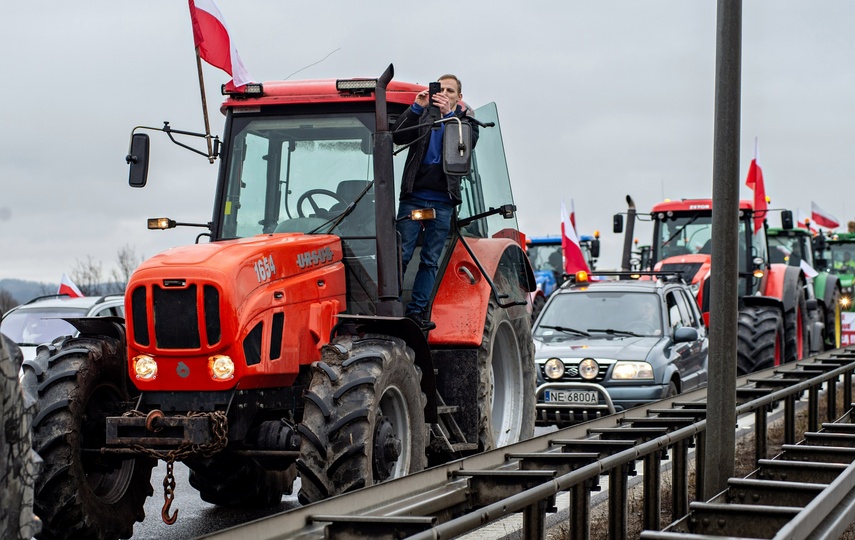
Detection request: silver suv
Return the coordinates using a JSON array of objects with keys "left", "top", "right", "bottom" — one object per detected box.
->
[{"left": 1, "top": 294, "right": 125, "bottom": 364}]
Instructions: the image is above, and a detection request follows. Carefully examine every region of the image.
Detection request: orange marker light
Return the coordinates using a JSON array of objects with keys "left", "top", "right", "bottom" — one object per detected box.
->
[{"left": 575, "top": 271, "right": 589, "bottom": 283}]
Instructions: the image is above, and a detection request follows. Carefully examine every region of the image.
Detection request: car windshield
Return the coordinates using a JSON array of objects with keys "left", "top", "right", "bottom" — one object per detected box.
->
[
  {"left": 534, "top": 291, "right": 663, "bottom": 339},
  {"left": 1, "top": 308, "right": 86, "bottom": 346}
]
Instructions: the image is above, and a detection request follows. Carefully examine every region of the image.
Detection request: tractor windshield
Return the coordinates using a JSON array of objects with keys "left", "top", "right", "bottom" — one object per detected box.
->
[
  {"left": 828, "top": 244, "right": 855, "bottom": 275},
  {"left": 219, "top": 111, "right": 381, "bottom": 241},
  {"left": 654, "top": 213, "right": 713, "bottom": 260},
  {"left": 769, "top": 233, "right": 813, "bottom": 268},
  {"left": 528, "top": 242, "right": 564, "bottom": 278}
]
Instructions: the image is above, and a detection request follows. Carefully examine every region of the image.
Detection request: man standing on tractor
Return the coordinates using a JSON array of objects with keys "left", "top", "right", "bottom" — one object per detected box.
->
[{"left": 393, "top": 74, "right": 479, "bottom": 330}]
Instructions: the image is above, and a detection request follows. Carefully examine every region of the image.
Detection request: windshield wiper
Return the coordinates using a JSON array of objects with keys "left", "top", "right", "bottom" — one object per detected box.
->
[
  {"left": 587, "top": 328, "right": 640, "bottom": 337},
  {"left": 537, "top": 325, "right": 590, "bottom": 337},
  {"left": 307, "top": 180, "right": 375, "bottom": 235},
  {"left": 663, "top": 215, "right": 700, "bottom": 248}
]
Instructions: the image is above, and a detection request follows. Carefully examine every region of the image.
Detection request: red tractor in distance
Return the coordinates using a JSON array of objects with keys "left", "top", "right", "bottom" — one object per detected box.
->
[
  {"left": 614, "top": 197, "right": 811, "bottom": 375},
  {"left": 21, "top": 65, "right": 537, "bottom": 540}
]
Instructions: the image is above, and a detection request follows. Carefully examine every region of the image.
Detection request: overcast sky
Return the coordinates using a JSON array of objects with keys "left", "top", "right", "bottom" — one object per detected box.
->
[{"left": 2, "top": 1, "right": 854, "bottom": 284}]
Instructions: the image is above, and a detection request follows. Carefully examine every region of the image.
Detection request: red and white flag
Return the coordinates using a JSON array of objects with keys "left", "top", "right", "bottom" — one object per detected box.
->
[
  {"left": 796, "top": 208, "right": 818, "bottom": 234},
  {"left": 561, "top": 199, "right": 590, "bottom": 275},
  {"left": 744, "top": 138, "right": 767, "bottom": 233},
  {"left": 58, "top": 273, "right": 83, "bottom": 298},
  {"left": 811, "top": 201, "right": 840, "bottom": 229},
  {"left": 188, "top": 0, "right": 254, "bottom": 89},
  {"left": 569, "top": 198, "right": 578, "bottom": 234}
]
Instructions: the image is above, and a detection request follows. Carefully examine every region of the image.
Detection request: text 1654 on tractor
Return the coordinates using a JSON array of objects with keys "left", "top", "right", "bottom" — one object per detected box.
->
[
  {"left": 21, "top": 65, "right": 537, "bottom": 540},
  {"left": 614, "top": 196, "right": 826, "bottom": 375}
]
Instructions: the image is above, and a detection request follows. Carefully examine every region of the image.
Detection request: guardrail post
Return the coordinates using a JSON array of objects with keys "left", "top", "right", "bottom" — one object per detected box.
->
[
  {"left": 827, "top": 374, "right": 838, "bottom": 421},
  {"left": 671, "top": 438, "right": 689, "bottom": 519},
  {"left": 785, "top": 394, "right": 797, "bottom": 444},
  {"left": 522, "top": 498, "right": 547, "bottom": 540},
  {"left": 568, "top": 481, "right": 592, "bottom": 540},
  {"left": 755, "top": 406, "right": 768, "bottom": 464},
  {"left": 808, "top": 384, "right": 820, "bottom": 432},
  {"left": 643, "top": 452, "right": 662, "bottom": 530},
  {"left": 844, "top": 370, "right": 852, "bottom": 414},
  {"left": 608, "top": 463, "right": 630, "bottom": 540},
  {"left": 694, "top": 432, "right": 706, "bottom": 502}
]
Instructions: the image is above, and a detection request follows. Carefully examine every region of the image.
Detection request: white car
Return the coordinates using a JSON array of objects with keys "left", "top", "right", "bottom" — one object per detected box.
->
[{"left": 1, "top": 294, "right": 125, "bottom": 364}]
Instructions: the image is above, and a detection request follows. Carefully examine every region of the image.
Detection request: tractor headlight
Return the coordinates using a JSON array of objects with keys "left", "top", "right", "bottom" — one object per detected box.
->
[
  {"left": 544, "top": 358, "right": 565, "bottom": 380},
  {"left": 578, "top": 358, "right": 599, "bottom": 380},
  {"left": 133, "top": 355, "right": 158, "bottom": 380},
  {"left": 209, "top": 355, "right": 235, "bottom": 380},
  {"left": 612, "top": 361, "right": 654, "bottom": 380},
  {"left": 841, "top": 296, "right": 852, "bottom": 309}
]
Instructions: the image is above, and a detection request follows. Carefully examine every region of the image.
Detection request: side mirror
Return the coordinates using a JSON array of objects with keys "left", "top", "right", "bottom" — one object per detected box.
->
[
  {"left": 590, "top": 239, "right": 601, "bottom": 258},
  {"left": 813, "top": 234, "right": 827, "bottom": 253},
  {"left": 613, "top": 214, "right": 624, "bottom": 234},
  {"left": 781, "top": 210, "right": 794, "bottom": 230},
  {"left": 127, "top": 133, "right": 150, "bottom": 188},
  {"left": 673, "top": 326, "right": 699, "bottom": 343},
  {"left": 443, "top": 123, "right": 472, "bottom": 176}
]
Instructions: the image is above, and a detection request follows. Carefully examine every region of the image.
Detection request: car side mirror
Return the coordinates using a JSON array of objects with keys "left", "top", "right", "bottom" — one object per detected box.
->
[
  {"left": 127, "top": 133, "right": 150, "bottom": 188},
  {"left": 673, "top": 326, "right": 699, "bottom": 343},
  {"left": 443, "top": 123, "right": 472, "bottom": 176},
  {"left": 613, "top": 214, "right": 624, "bottom": 234}
]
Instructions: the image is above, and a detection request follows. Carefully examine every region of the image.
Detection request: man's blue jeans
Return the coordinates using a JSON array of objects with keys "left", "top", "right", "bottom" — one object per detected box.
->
[{"left": 396, "top": 199, "right": 454, "bottom": 315}]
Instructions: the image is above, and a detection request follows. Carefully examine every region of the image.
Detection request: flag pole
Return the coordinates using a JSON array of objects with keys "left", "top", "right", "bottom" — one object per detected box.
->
[{"left": 194, "top": 47, "right": 215, "bottom": 164}]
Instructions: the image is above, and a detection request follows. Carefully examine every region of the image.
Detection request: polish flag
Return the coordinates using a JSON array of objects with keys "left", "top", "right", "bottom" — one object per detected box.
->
[
  {"left": 58, "top": 273, "right": 84, "bottom": 298},
  {"left": 561, "top": 199, "right": 590, "bottom": 275},
  {"left": 811, "top": 201, "right": 840, "bottom": 230},
  {"left": 188, "top": 0, "right": 254, "bottom": 89},
  {"left": 744, "top": 138, "right": 767, "bottom": 233},
  {"left": 796, "top": 208, "right": 818, "bottom": 234},
  {"left": 569, "top": 199, "right": 578, "bottom": 234}
]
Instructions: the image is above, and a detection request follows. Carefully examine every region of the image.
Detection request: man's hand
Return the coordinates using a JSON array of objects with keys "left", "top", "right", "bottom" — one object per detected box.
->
[
  {"left": 432, "top": 92, "right": 452, "bottom": 116},
  {"left": 414, "top": 89, "right": 429, "bottom": 108}
]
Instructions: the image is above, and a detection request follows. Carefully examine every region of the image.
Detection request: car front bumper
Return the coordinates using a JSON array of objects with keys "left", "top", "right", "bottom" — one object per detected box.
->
[{"left": 535, "top": 381, "right": 670, "bottom": 426}]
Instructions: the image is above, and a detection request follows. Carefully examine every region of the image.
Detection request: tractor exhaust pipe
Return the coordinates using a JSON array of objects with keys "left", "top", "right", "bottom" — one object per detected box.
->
[{"left": 620, "top": 195, "right": 636, "bottom": 272}]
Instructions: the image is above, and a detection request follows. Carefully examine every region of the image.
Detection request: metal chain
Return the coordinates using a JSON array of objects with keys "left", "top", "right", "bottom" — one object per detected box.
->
[{"left": 121, "top": 409, "right": 229, "bottom": 524}]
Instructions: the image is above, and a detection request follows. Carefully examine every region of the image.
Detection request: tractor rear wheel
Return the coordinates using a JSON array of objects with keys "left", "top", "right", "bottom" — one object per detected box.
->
[
  {"left": 736, "top": 306, "right": 784, "bottom": 375},
  {"left": 1, "top": 335, "right": 39, "bottom": 540},
  {"left": 783, "top": 285, "right": 809, "bottom": 363},
  {"left": 21, "top": 337, "right": 155, "bottom": 540},
  {"left": 477, "top": 298, "right": 536, "bottom": 451},
  {"left": 296, "top": 335, "right": 427, "bottom": 505},
  {"left": 824, "top": 288, "right": 842, "bottom": 350}
]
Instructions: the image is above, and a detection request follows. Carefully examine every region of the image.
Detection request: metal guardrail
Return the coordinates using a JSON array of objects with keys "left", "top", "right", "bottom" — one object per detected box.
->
[{"left": 199, "top": 347, "right": 855, "bottom": 540}]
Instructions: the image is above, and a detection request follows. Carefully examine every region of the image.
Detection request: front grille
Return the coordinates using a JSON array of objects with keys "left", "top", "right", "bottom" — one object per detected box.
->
[
  {"left": 131, "top": 286, "right": 149, "bottom": 346},
  {"left": 154, "top": 285, "right": 200, "bottom": 349}
]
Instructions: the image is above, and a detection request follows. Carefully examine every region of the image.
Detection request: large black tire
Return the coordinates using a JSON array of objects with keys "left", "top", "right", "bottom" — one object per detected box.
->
[
  {"left": 1, "top": 334, "right": 39, "bottom": 540},
  {"left": 477, "top": 298, "right": 536, "bottom": 451},
  {"left": 21, "top": 337, "right": 155, "bottom": 540},
  {"left": 188, "top": 457, "right": 296, "bottom": 506},
  {"left": 783, "top": 284, "right": 809, "bottom": 363},
  {"left": 297, "top": 335, "right": 427, "bottom": 505},
  {"left": 736, "top": 306, "right": 784, "bottom": 375}
]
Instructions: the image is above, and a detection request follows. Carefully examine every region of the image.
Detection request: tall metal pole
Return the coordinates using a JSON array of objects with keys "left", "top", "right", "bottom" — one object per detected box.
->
[{"left": 704, "top": 0, "right": 742, "bottom": 499}]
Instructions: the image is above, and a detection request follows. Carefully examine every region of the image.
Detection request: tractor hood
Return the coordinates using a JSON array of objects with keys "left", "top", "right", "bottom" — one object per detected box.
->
[{"left": 131, "top": 233, "right": 343, "bottom": 302}]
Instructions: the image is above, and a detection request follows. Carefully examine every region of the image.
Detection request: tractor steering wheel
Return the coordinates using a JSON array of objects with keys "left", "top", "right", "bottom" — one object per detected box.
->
[{"left": 296, "top": 189, "right": 347, "bottom": 218}]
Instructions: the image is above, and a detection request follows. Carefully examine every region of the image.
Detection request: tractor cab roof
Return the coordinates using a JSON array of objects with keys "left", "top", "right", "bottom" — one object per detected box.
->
[{"left": 651, "top": 199, "right": 754, "bottom": 214}]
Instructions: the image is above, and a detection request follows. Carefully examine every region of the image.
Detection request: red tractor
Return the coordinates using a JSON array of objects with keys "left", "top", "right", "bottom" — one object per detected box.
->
[
  {"left": 21, "top": 65, "right": 536, "bottom": 540},
  {"left": 615, "top": 197, "right": 811, "bottom": 374}
]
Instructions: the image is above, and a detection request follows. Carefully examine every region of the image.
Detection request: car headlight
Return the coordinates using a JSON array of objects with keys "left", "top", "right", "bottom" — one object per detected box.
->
[
  {"left": 544, "top": 358, "right": 565, "bottom": 380},
  {"left": 133, "top": 355, "right": 157, "bottom": 380},
  {"left": 612, "top": 361, "right": 654, "bottom": 380},
  {"left": 578, "top": 358, "right": 599, "bottom": 380}
]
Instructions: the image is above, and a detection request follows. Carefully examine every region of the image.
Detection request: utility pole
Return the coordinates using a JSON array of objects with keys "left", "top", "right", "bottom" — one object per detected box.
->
[{"left": 705, "top": 0, "right": 742, "bottom": 499}]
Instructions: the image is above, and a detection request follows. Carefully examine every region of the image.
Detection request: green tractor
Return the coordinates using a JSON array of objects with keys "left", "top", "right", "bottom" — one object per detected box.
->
[{"left": 768, "top": 226, "right": 841, "bottom": 350}]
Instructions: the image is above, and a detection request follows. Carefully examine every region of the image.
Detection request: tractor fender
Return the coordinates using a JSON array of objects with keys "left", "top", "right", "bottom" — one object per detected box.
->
[
  {"left": 63, "top": 316, "right": 126, "bottom": 342},
  {"left": 817, "top": 272, "right": 840, "bottom": 311},
  {"left": 741, "top": 294, "right": 784, "bottom": 314},
  {"left": 763, "top": 263, "right": 804, "bottom": 313},
  {"left": 333, "top": 314, "right": 437, "bottom": 423},
  {"left": 431, "top": 237, "right": 533, "bottom": 347}
]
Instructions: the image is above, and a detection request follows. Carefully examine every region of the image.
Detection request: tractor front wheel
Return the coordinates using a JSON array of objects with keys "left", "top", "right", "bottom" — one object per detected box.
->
[
  {"left": 297, "top": 335, "right": 427, "bottom": 505},
  {"left": 21, "top": 337, "right": 155, "bottom": 540}
]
